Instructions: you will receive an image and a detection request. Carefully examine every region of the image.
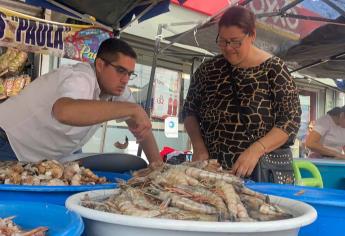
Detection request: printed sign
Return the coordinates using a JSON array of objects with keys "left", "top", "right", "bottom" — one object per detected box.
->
[
  {"left": 0, "top": 7, "right": 112, "bottom": 63},
  {"left": 151, "top": 67, "right": 181, "bottom": 119},
  {"left": 164, "top": 116, "right": 179, "bottom": 138}
]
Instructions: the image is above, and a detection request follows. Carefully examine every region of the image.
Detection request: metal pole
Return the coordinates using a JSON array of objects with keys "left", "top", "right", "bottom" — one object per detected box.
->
[
  {"left": 137, "top": 24, "right": 163, "bottom": 157},
  {"left": 159, "top": 0, "right": 243, "bottom": 54},
  {"left": 321, "top": 0, "right": 345, "bottom": 18},
  {"left": 99, "top": 122, "right": 108, "bottom": 152},
  {"left": 280, "top": 0, "right": 305, "bottom": 13}
]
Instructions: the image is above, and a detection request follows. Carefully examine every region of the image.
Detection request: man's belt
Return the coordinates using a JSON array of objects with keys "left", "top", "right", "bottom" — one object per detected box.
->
[{"left": 0, "top": 127, "right": 8, "bottom": 141}]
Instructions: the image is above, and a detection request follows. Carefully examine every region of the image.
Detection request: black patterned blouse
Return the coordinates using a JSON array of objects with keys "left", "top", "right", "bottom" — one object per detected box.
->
[{"left": 182, "top": 55, "right": 301, "bottom": 168}]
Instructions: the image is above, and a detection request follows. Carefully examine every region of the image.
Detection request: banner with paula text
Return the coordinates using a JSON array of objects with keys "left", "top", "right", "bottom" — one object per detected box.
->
[{"left": 0, "top": 6, "right": 112, "bottom": 63}]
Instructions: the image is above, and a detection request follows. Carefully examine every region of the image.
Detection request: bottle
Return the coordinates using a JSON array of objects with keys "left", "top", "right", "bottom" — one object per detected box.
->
[
  {"left": 172, "top": 96, "right": 178, "bottom": 116},
  {"left": 167, "top": 96, "right": 173, "bottom": 115}
]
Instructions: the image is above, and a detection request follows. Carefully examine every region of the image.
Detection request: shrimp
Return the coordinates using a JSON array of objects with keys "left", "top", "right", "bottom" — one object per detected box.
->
[
  {"left": 154, "top": 166, "right": 200, "bottom": 186},
  {"left": 240, "top": 194, "right": 292, "bottom": 219},
  {"left": 160, "top": 207, "right": 219, "bottom": 221},
  {"left": 112, "top": 192, "right": 162, "bottom": 217},
  {"left": 171, "top": 184, "right": 229, "bottom": 220},
  {"left": 148, "top": 186, "right": 217, "bottom": 215},
  {"left": 235, "top": 185, "right": 268, "bottom": 202},
  {"left": 128, "top": 165, "right": 166, "bottom": 187},
  {"left": 21, "top": 226, "right": 48, "bottom": 236},
  {"left": 216, "top": 180, "right": 250, "bottom": 221},
  {"left": 185, "top": 166, "right": 243, "bottom": 186}
]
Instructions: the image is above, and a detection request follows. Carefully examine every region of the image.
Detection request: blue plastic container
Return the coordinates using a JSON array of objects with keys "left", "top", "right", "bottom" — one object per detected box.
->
[
  {"left": 0, "top": 171, "right": 131, "bottom": 205},
  {"left": 308, "top": 158, "right": 345, "bottom": 189},
  {"left": 0, "top": 201, "right": 84, "bottom": 235},
  {"left": 247, "top": 183, "right": 345, "bottom": 236}
]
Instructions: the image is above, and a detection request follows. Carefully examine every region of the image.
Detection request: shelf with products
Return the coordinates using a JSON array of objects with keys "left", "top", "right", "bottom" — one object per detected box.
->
[{"left": 0, "top": 47, "right": 34, "bottom": 102}]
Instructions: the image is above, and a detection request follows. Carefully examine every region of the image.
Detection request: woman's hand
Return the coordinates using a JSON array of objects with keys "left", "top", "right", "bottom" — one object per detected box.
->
[
  {"left": 192, "top": 150, "right": 209, "bottom": 162},
  {"left": 232, "top": 142, "right": 265, "bottom": 177}
]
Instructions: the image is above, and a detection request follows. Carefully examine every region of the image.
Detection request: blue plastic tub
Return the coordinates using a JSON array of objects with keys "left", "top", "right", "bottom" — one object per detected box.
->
[
  {"left": 247, "top": 183, "right": 345, "bottom": 236},
  {"left": 0, "top": 171, "right": 131, "bottom": 205},
  {"left": 0, "top": 201, "right": 84, "bottom": 235}
]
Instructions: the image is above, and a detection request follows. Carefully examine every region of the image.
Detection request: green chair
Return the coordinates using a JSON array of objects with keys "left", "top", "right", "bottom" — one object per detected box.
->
[{"left": 292, "top": 160, "right": 323, "bottom": 188}]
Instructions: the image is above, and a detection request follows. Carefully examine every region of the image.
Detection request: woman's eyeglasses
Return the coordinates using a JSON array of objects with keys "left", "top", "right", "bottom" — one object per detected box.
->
[
  {"left": 216, "top": 34, "right": 248, "bottom": 49},
  {"left": 100, "top": 58, "right": 137, "bottom": 80}
]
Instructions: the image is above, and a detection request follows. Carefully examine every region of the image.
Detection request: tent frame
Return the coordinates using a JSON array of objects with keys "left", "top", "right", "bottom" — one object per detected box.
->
[
  {"left": 136, "top": 0, "right": 345, "bottom": 156},
  {"left": 159, "top": 0, "right": 345, "bottom": 76}
]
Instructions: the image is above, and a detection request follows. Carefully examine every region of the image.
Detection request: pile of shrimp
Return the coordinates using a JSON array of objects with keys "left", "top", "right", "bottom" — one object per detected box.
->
[
  {"left": 0, "top": 216, "right": 47, "bottom": 236},
  {"left": 0, "top": 160, "right": 107, "bottom": 186},
  {"left": 81, "top": 160, "right": 293, "bottom": 222}
]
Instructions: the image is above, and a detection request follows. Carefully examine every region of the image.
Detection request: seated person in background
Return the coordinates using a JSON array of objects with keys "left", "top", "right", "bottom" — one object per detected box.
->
[{"left": 306, "top": 106, "right": 345, "bottom": 159}]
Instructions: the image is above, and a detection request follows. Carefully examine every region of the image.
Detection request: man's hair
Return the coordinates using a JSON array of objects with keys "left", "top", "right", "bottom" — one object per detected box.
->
[
  {"left": 218, "top": 6, "right": 256, "bottom": 36},
  {"left": 96, "top": 38, "right": 137, "bottom": 62},
  {"left": 327, "top": 106, "right": 345, "bottom": 117}
]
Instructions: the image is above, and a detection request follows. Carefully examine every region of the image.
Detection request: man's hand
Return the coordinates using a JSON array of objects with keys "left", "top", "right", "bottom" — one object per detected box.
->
[
  {"left": 232, "top": 142, "right": 264, "bottom": 177},
  {"left": 148, "top": 160, "right": 164, "bottom": 170},
  {"left": 127, "top": 106, "right": 152, "bottom": 142}
]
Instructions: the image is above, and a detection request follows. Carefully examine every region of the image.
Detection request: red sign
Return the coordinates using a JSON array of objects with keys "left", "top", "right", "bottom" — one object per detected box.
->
[{"left": 172, "top": 0, "right": 325, "bottom": 38}]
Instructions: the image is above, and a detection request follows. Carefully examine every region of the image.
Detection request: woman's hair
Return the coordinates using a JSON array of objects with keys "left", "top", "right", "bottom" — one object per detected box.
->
[
  {"left": 327, "top": 106, "right": 345, "bottom": 116},
  {"left": 218, "top": 6, "right": 256, "bottom": 36}
]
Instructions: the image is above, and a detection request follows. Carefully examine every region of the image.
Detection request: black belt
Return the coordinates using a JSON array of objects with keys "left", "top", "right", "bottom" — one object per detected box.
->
[{"left": 0, "top": 127, "right": 8, "bottom": 141}]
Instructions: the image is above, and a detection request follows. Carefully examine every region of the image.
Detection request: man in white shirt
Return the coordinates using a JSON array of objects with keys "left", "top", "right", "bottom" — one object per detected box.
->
[{"left": 0, "top": 38, "right": 163, "bottom": 168}]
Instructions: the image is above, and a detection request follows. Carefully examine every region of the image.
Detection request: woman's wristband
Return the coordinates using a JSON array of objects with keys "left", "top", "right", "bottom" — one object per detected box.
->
[{"left": 256, "top": 140, "right": 267, "bottom": 155}]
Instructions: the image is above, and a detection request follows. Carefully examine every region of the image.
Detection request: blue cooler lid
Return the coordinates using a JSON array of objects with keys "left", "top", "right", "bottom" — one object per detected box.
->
[{"left": 246, "top": 183, "right": 345, "bottom": 207}]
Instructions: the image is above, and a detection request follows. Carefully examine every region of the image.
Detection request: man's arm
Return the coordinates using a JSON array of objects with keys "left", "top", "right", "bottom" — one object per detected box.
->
[
  {"left": 140, "top": 131, "right": 163, "bottom": 167},
  {"left": 52, "top": 97, "right": 142, "bottom": 126},
  {"left": 184, "top": 115, "right": 209, "bottom": 161},
  {"left": 53, "top": 97, "right": 152, "bottom": 141}
]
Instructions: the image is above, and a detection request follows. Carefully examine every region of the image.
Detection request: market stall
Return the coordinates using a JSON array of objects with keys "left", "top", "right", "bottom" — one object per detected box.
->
[{"left": 0, "top": 1, "right": 343, "bottom": 236}]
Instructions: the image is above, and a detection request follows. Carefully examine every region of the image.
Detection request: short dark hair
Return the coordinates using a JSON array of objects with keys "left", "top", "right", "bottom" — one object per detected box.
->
[
  {"left": 96, "top": 38, "right": 137, "bottom": 62},
  {"left": 327, "top": 106, "right": 345, "bottom": 116},
  {"left": 218, "top": 6, "right": 255, "bottom": 36}
]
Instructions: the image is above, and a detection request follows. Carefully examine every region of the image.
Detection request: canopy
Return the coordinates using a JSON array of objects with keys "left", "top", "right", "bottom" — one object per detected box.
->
[
  {"left": 165, "top": 0, "right": 345, "bottom": 80},
  {"left": 23, "top": 0, "right": 187, "bottom": 29}
]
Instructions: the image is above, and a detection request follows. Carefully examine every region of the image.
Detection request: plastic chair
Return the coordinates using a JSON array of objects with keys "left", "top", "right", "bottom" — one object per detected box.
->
[{"left": 293, "top": 160, "right": 323, "bottom": 188}]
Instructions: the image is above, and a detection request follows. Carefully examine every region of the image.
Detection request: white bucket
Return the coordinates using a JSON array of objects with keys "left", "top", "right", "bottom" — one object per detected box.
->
[{"left": 66, "top": 189, "right": 317, "bottom": 236}]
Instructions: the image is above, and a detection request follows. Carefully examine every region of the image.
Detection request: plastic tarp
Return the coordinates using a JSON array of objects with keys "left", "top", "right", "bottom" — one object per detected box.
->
[
  {"left": 23, "top": 0, "right": 187, "bottom": 28},
  {"left": 165, "top": 0, "right": 345, "bottom": 80}
]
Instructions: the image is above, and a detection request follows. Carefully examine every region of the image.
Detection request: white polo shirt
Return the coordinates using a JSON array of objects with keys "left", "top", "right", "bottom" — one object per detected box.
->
[
  {"left": 309, "top": 114, "right": 345, "bottom": 157},
  {"left": 0, "top": 63, "right": 135, "bottom": 162}
]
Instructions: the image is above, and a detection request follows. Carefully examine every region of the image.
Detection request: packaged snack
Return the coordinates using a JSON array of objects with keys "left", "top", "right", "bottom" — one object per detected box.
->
[
  {"left": 11, "top": 76, "right": 26, "bottom": 96},
  {"left": 0, "top": 79, "right": 6, "bottom": 100},
  {"left": 8, "top": 51, "right": 28, "bottom": 74},
  {"left": 4, "top": 77, "right": 14, "bottom": 97},
  {"left": 24, "top": 74, "right": 32, "bottom": 87},
  {"left": 0, "top": 48, "right": 18, "bottom": 74}
]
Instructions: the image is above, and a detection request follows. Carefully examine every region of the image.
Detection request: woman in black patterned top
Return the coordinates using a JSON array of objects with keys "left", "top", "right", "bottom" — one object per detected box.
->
[{"left": 182, "top": 6, "right": 301, "bottom": 183}]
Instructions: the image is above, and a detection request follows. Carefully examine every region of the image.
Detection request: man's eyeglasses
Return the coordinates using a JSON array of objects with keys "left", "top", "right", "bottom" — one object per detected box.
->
[
  {"left": 216, "top": 34, "right": 248, "bottom": 49},
  {"left": 100, "top": 58, "right": 137, "bottom": 80}
]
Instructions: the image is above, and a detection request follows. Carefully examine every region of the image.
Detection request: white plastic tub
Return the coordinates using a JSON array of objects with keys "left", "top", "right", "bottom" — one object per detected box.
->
[{"left": 66, "top": 189, "right": 317, "bottom": 236}]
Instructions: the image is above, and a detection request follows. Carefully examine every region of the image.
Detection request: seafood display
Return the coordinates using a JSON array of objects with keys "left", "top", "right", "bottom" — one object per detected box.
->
[
  {"left": 81, "top": 160, "right": 293, "bottom": 222},
  {"left": 0, "top": 160, "right": 107, "bottom": 186},
  {"left": 0, "top": 216, "right": 47, "bottom": 236}
]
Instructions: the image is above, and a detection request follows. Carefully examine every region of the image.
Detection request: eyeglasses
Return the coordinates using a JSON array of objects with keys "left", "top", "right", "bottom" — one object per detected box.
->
[
  {"left": 216, "top": 34, "right": 248, "bottom": 49},
  {"left": 100, "top": 58, "right": 137, "bottom": 80}
]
